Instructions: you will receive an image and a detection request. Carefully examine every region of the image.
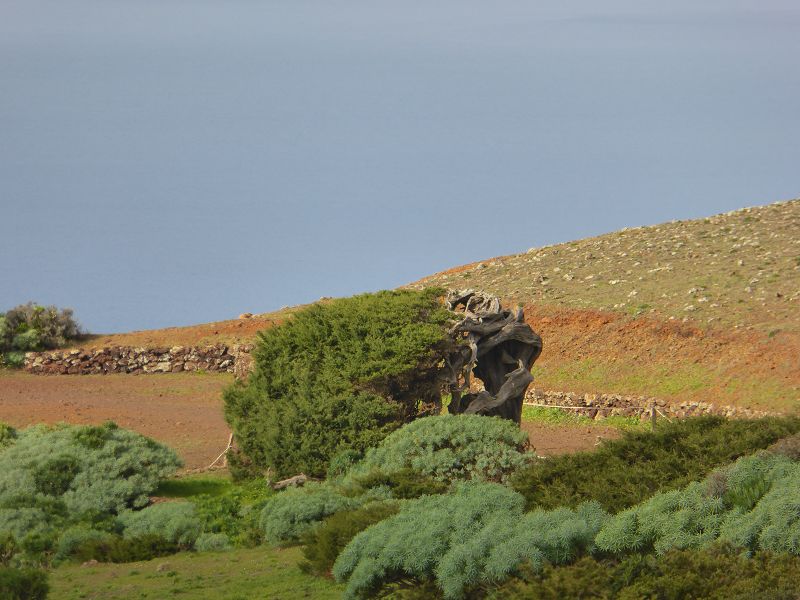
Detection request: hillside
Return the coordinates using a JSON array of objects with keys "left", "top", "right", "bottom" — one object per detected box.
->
[
  {"left": 413, "top": 199, "right": 800, "bottom": 333},
  {"left": 410, "top": 199, "right": 800, "bottom": 412}
]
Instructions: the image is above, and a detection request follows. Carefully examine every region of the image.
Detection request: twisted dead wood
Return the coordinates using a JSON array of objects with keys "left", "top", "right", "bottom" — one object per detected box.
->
[{"left": 445, "top": 290, "right": 542, "bottom": 424}]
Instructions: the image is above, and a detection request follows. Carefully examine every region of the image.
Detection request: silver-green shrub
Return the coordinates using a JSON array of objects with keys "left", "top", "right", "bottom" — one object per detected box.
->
[
  {"left": 0, "top": 422, "right": 181, "bottom": 518},
  {"left": 259, "top": 483, "right": 390, "bottom": 544},
  {"left": 194, "top": 532, "right": 232, "bottom": 552},
  {"left": 0, "top": 508, "right": 59, "bottom": 554},
  {"left": 53, "top": 526, "right": 114, "bottom": 562},
  {"left": 346, "top": 415, "right": 532, "bottom": 484},
  {"left": 118, "top": 502, "right": 201, "bottom": 548},
  {"left": 332, "top": 482, "right": 607, "bottom": 600},
  {"left": 595, "top": 452, "right": 800, "bottom": 556}
]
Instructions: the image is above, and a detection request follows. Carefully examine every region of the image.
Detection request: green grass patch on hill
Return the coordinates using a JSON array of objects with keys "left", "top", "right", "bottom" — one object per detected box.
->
[
  {"left": 154, "top": 475, "right": 232, "bottom": 498},
  {"left": 521, "top": 405, "right": 644, "bottom": 431},
  {"left": 531, "top": 359, "right": 798, "bottom": 411}
]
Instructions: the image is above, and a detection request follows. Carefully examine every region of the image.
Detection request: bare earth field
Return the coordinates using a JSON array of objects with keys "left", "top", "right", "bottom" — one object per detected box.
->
[
  {"left": 0, "top": 371, "right": 232, "bottom": 471},
  {"left": 521, "top": 420, "right": 620, "bottom": 455},
  {"left": 0, "top": 371, "right": 613, "bottom": 470}
]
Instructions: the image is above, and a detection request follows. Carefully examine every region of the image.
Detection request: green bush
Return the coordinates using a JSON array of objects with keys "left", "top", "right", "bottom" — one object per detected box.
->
[
  {"left": 259, "top": 483, "right": 376, "bottom": 544},
  {"left": 490, "top": 546, "right": 800, "bottom": 600},
  {"left": 223, "top": 289, "right": 455, "bottom": 478},
  {"left": 0, "top": 424, "right": 16, "bottom": 449},
  {"left": 351, "top": 468, "right": 449, "bottom": 499},
  {"left": 332, "top": 482, "right": 607, "bottom": 600},
  {"left": 301, "top": 501, "right": 400, "bottom": 576},
  {"left": 768, "top": 433, "right": 800, "bottom": 461},
  {"left": 0, "top": 302, "right": 82, "bottom": 352},
  {"left": 346, "top": 415, "right": 532, "bottom": 484},
  {"left": 191, "top": 480, "right": 274, "bottom": 547},
  {"left": 54, "top": 526, "right": 114, "bottom": 562},
  {"left": 11, "top": 330, "right": 41, "bottom": 352},
  {"left": 0, "top": 422, "right": 182, "bottom": 518},
  {"left": 512, "top": 416, "right": 800, "bottom": 512},
  {"left": 327, "top": 450, "right": 364, "bottom": 480},
  {"left": 594, "top": 452, "right": 800, "bottom": 557},
  {"left": 64, "top": 533, "right": 179, "bottom": 564},
  {"left": 0, "top": 567, "right": 48, "bottom": 600},
  {"left": 118, "top": 502, "right": 202, "bottom": 548},
  {"left": 194, "top": 532, "right": 232, "bottom": 552},
  {"left": 0, "top": 423, "right": 180, "bottom": 566},
  {"left": 0, "top": 352, "right": 25, "bottom": 369}
]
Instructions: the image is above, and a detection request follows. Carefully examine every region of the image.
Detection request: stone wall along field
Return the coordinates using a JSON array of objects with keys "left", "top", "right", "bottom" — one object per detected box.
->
[
  {"left": 24, "top": 344, "right": 254, "bottom": 375},
  {"left": 525, "top": 388, "right": 774, "bottom": 419}
]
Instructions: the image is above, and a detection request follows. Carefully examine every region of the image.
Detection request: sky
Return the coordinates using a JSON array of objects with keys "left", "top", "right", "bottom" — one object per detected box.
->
[{"left": 1, "top": 0, "right": 798, "bottom": 333}]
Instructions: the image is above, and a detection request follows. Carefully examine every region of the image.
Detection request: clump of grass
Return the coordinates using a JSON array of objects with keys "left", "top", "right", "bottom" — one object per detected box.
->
[
  {"left": 521, "top": 406, "right": 645, "bottom": 431},
  {"left": 521, "top": 406, "right": 592, "bottom": 426},
  {"left": 154, "top": 476, "right": 232, "bottom": 498}
]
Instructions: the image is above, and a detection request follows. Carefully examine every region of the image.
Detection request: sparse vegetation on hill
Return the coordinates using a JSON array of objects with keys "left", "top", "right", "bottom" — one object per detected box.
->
[
  {"left": 415, "top": 200, "right": 800, "bottom": 332},
  {"left": 411, "top": 199, "right": 800, "bottom": 411},
  {"left": 224, "top": 289, "right": 456, "bottom": 479}
]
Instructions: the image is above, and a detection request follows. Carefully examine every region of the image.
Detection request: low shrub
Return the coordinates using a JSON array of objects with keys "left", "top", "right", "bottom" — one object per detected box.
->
[
  {"left": 192, "top": 480, "right": 274, "bottom": 547},
  {"left": 512, "top": 416, "right": 800, "bottom": 512},
  {"left": 259, "top": 484, "right": 374, "bottom": 544},
  {"left": 54, "top": 526, "right": 114, "bottom": 562},
  {"left": 118, "top": 502, "right": 202, "bottom": 548},
  {"left": 594, "top": 452, "right": 800, "bottom": 556},
  {"left": 0, "top": 567, "right": 49, "bottom": 600},
  {"left": 194, "top": 532, "right": 232, "bottom": 552},
  {"left": 0, "top": 424, "right": 16, "bottom": 449},
  {"left": 768, "top": 433, "right": 800, "bottom": 461},
  {"left": 0, "top": 302, "right": 82, "bottom": 352},
  {"left": 350, "top": 468, "right": 448, "bottom": 499},
  {"left": 0, "top": 422, "right": 182, "bottom": 518},
  {"left": 301, "top": 501, "right": 400, "bottom": 576},
  {"left": 0, "top": 352, "right": 25, "bottom": 369},
  {"left": 490, "top": 545, "right": 800, "bottom": 600},
  {"left": 327, "top": 450, "right": 364, "bottom": 480},
  {"left": 332, "top": 482, "right": 607, "bottom": 600},
  {"left": 65, "top": 533, "right": 179, "bottom": 564},
  {"left": 347, "top": 415, "right": 533, "bottom": 484}
]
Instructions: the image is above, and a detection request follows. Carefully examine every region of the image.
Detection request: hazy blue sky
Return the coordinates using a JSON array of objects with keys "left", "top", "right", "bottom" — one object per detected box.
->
[{"left": 1, "top": 0, "right": 798, "bottom": 332}]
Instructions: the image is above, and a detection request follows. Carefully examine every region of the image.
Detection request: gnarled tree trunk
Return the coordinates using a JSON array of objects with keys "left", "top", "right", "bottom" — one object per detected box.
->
[{"left": 444, "top": 290, "right": 542, "bottom": 424}]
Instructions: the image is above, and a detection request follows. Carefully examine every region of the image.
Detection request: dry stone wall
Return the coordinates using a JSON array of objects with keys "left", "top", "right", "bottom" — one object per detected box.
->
[
  {"left": 525, "top": 388, "right": 774, "bottom": 419},
  {"left": 23, "top": 348, "right": 774, "bottom": 419},
  {"left": 24, "top": 344, "right": 254, "bottom": 375}
]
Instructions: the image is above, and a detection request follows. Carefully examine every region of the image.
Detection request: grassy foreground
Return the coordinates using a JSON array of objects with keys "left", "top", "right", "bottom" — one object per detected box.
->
[{"left": 50, "top": 546, "right": 342, "bottom": 600}]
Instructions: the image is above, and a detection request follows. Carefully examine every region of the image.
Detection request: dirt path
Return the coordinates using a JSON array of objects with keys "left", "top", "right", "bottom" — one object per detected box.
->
[
  {"left": 521, "top": 421, "right": 621, "bottom": 455},
  {"left": 0, "top": 371, "right": 232, "bottom": 470}
]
